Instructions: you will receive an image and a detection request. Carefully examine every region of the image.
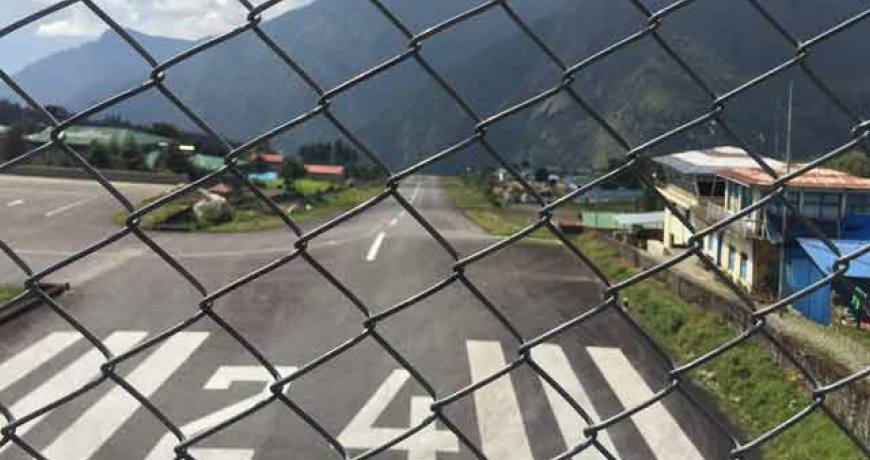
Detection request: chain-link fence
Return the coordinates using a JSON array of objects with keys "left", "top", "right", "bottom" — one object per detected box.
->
[{"left": 2, "top": 0, "right": 870, "bottom": 459}]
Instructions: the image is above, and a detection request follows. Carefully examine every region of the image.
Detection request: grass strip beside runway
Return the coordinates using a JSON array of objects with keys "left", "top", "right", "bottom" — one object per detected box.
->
[
  {"left": 442, "top": 176, "right": 865, "bottom": 460},
  {"left": 0, "top": 285, "right": 24, "bottom": 304},
  {"left": 113, "top": 183, "right": 382, "bottom": 233}
]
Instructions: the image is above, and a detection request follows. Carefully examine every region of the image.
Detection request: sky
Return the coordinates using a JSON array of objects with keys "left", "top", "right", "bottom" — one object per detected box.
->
[{"left": 0, "top": 0, "right": 315, "bottom": 73}]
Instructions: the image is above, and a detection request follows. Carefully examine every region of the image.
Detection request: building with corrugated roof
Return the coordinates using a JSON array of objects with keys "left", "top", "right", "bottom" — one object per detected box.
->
[
  {"left": 653, "top": 146, "right": 782, "bottom": 250},
  {"left": 656, "top": 147, "right": 870, "bottom": 324},
  {"left": 304, "top": 164, "right": 345, "bottom": 181},
  {"left": 702, "top": 164, "right": 870, "bottom": 304}
]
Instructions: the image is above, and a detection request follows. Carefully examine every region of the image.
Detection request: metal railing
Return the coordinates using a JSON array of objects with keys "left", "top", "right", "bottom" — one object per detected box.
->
[{"left": 2, "top": 0, "right": 870, "bottom": 459}]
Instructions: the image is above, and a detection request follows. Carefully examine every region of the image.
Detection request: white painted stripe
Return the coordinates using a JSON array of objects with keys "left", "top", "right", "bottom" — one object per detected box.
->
[
  {"left": 587, "top": 347, "right": 706, "bottom": 460},
  {"left": 366, "top": 231, "right": 386, "bottom": 261},
  {"left": 147, "top": 365, "right": 296, "bottom": 460},
  {"left": 188, "top": 449, "right": 254, "bottom": 460},
  {"left": 531, "top": 344, "right": 616, "bottom": 459},
  {"left": 466, "top": 340, "right": 534, "bottom": 460},
  {"left": 388, "top": 217, "right": 399, "bottom": 227},
  {"left": 6, "top": 199, "right": 23, "bottom": 207},
  {"left": 66, "top": 248, "right": 144, "bottom": 286},
  {"left": 338, "top": 369, "right": 457, "bottom": 459},
  {"left": 409, "top": 182, "right": 422, "bottom": 204},
  {"left": 44, "top": 197, "right": 93, "bottom": 218},
  {"left": 43, "top": 332, "right": 209, "bottom": 459},
  {"left": 340, "top": 369, "right": 411, "bottom": 447},
  {"left": 0, "top": 332, "right": 81, "bottom": 394},
  {"left": 0, "top": 332, "right": 145, "bottom": 451}
]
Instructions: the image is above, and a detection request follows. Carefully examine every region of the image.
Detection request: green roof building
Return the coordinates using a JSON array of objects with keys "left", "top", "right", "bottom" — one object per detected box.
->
[
  {"left": 191, "top": 154, "right": 227, "bottom": 173},
  {"left": 25, "top": 125, "right": 171, "bottom": 149}
]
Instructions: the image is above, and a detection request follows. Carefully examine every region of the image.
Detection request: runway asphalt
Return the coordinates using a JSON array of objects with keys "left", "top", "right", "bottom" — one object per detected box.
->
[{"left": 0, "top": 174, "right": 739, "bottom": 459}]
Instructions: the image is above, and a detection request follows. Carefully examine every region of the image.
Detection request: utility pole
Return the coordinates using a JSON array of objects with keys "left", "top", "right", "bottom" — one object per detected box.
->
[{"left": 777, "top": 83, "right": 793, "bottom": 299}]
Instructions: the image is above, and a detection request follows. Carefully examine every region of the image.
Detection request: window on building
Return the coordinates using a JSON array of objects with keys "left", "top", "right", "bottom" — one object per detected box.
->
[
  {"left": 741, "top": 185, "right": 753, "bottom": 209},
  {"left": 726, "top": 182, "right": 738, "bottom": 212},
  {"left": 739, "top": 252, "right": 749, "bottom": 281},
  {"left": 769, "top": 190, "right": 799, "bottom": 215},
  {"left": 821, "top": 193, "right": 841, "bottom": 220},
  {"left": 728, "top": 245, "right": 736, "bottom": 272},
  {"left": 846, "top": 193, "right": 870, "bottom": 215},
  {"left": 802, "top": 192, "right": 842, "bottom": 220},
  {"left": 802, "top": 192, "right": 821, "bottom": 218}
]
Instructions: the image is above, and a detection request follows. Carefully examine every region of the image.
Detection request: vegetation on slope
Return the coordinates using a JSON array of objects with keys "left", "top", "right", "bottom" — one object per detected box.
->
[{"left": 442, "top": 176, "right": 866, "bottom": 460}]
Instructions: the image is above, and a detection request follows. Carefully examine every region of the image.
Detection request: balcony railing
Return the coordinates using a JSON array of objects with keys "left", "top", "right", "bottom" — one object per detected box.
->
[{"left": 692, "top": 201, "right": 765, "bottom": 239}]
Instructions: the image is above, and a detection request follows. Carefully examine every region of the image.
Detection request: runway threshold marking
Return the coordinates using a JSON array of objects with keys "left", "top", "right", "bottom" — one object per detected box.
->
[
  {"left": 0, "top": 332, "right": 146, "bottom": 454},
  {"left": 44, "top": 332, "right": 209, "bottom": 459},
  {"left": 6, "top": 199, "right": 23, "bottom": 207},
  {"left": 587, "top": 347, "right": 705, "bottom": 460},
  {"left": 532, "top": 344, "right": 617, "bottom": 459},
  {"left": 366, "top": 231, "right": 387, "bottom": 261},
  {"left": 0, "top": 332, "right": 710, "bottom": 458},
  {"left": 44, "top": 197, "right": 94, "bottom": 218},
  {"left": 339, "top": 369, "right": 459, "bottom": 459},
  {"left": 466, "top": 340, "right": 535, "bottom": 460},
  {"left": 0, "top": 332, "right": 81, "bottom": 394}
]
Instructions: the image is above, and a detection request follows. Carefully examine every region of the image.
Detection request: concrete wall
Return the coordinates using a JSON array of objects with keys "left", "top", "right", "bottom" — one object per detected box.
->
[
  {"left": 664, "top": 206, "right": 692, "bottom": 249},
  {"left": 1, "top": 165, "right": 186, "bottom": 185}
]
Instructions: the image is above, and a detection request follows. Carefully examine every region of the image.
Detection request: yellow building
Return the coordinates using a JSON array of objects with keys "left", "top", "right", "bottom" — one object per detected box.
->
[{"left": 653, "top": 146, "right": 782, "bottom": 250}]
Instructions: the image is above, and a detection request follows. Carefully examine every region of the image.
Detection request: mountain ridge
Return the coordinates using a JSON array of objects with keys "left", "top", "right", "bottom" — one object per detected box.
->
[{"left": 4, "top": 0, "right": 870, "bottom": 171}]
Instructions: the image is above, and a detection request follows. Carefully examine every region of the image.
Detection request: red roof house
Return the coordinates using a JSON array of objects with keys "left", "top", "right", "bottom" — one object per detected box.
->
[{"left": 304, "top": 164, "right": 346, "bottom": 180}]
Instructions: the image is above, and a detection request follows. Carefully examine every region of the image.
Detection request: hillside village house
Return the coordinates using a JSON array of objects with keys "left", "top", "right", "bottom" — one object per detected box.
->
[
  {"left": 304, "top": 164, "right": 345, "bottom": 181},
  {"left": 653, "top": 146, "right": 782, "bottom": 250},
  {"left": 708, "top": 165, "right": 870, "bottom": 322},
  {"left": 656, "top": 147, "right": 870, "bottom": 324}
]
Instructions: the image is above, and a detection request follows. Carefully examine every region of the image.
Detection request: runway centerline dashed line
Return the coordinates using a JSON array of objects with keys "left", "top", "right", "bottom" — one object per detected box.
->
[
  {"left": 44, "top": 197, "right": 95, "bottom": 218},
  {"left": 6, "top": 199, "right": 23, "bottom": 207},
  {"left": 366, "top": 231, "right": 387, "bottom": 262}
]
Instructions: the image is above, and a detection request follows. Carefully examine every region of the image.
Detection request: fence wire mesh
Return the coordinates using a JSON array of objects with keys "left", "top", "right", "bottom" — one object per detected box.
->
[{"left": 1, "top": 0, "right": 870, "bottom": 459}]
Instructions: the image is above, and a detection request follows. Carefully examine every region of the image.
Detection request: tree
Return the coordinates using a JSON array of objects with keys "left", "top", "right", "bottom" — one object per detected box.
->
[
  {"left": 297, "top": 140, "right": 359, "bottom": 166},
  {"left": 150, "top": 122, "right": 182, "bottom": 139},
  {"left": 829, "top": 151, "right": 870, "bottom": 178},
  {"left": 120, "top": 134, "right": 144, "bottom": 170},
  {"left": 534, "top": 167, "right": 549, "bottom": 182},
  {"left": 88, "top": 141, "right": 113, "bottom": 169},
  {"left": 165, "top": 145, "right": 193, "bottom": 177},
  {"left": 3, "top": 125, "right": 26, "bottom": 161},
  {"left": 280, "top": 158, "right": 306, "bottom": 189}
]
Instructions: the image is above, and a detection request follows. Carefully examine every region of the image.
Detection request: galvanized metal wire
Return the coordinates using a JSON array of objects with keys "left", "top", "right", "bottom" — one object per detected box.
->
[{"left": 1, "top": 0, "right": 870, "bottom": 459}]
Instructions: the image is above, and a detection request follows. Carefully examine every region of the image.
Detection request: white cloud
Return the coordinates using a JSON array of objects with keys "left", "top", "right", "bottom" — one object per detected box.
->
[
  {"left": 36, "top": 18, "right": 99, "bottom": 38},
  {"left": 29, "top": 0, "right": 316, "bottom": 40}
]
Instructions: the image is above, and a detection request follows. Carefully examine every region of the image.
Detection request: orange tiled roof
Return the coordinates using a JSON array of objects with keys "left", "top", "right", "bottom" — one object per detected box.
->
[
  {"left": 304, "top": 164, "right": 345, "bottom": 175},
  {"left": 718, "top": 164, "right": 870, "bottom": 190},
  {"left": 258, "top": 152, "right": 285, "bottom": 163}
]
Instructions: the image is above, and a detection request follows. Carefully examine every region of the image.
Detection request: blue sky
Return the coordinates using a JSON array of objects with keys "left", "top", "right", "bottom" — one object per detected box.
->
[{"left": 0, "top": 0, "right": 315, "bottom": 73}]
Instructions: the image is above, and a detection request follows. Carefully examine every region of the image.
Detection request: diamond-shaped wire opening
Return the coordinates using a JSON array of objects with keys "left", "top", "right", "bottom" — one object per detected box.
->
[
  {"left": 406, "top": 4, "right": 564, "bottom": 119},
  {"left": 157, "top": 29, "right": 321, "bottom": 143},
  {"left": 253, "top": 0, "right": 410, "bottom": 91},
  {"left": 648, "top": 0, "right": 797, "bottom": 95},
  {"left": 3, "top": 0, "right": 870, "bottom": 458},
  {"left": 0, "top": 2, "right": 156, "bottom": 115}
]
